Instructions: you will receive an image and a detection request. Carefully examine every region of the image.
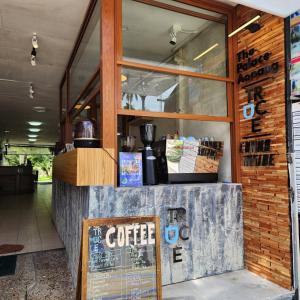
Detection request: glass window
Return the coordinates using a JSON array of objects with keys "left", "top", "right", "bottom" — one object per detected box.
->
[
  {"left": 155, "top": 0, "right": 227, "bottom": 20},
  {"left": 72, "top": 93, "right": 100, "bottom": 141},
  {"left": 60, "top": 121, "right": 66, "bottom": 144},
  {"left": 71, "top": 74, "right": 100, "bottom": 118},
  {"left": 125, "top": 118, "right": 231, "bottom": 182},
  {"left": 70, "top": 0, "right": 100, "bottom": 106},
  {"left": 122, "top": 0, "right": 227, "bottom": 77},
  {"left": 61, "top": 80, "right": 67, "bottom": 120},
  {"left": 121, "top": 67, "right": 227, "bottom": 116}
]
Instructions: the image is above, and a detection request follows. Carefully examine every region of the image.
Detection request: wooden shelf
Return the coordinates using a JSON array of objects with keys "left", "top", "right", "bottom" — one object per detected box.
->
[
  {"left": 128, "top": 116, "right": 153, "bottom": 127},
  {"left": 53, "top": 148, "right": 115, "bottom": 186}
]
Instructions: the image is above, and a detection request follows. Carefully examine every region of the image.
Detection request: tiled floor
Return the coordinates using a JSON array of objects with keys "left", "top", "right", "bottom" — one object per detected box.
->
[
  {"left": 163, "top": 270, "right": 294, "bottom": 300},
  {"left": 0, "top": 250, "right": 75, "bottom": 300},
  {"left": 0, "top": 249, "right": 294, "bottom": 300},
  {"left": 0, "top": 184, "right": 63, "bottom": 256}
]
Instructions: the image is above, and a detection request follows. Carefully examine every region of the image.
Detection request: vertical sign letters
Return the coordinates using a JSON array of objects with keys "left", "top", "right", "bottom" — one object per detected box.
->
[
  {"left": 238, "top": 48, "right": 279, "bottom": 167},
  {"left": 164, "top": 208, "right": 189, "bottom": 263}
]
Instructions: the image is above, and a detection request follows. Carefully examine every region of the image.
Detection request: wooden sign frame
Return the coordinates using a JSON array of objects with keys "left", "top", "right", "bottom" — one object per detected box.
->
[{"left": 80, "top": 216, "right": 162, "bottom": 300}]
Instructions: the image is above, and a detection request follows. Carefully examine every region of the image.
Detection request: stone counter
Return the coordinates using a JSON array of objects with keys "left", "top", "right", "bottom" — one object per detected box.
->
[{"left": 52, "top": 180, "right": 243, "bottom": 287}]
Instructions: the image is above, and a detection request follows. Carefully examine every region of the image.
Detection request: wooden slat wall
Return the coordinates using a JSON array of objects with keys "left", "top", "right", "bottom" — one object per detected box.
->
[{"left": 236, "top": 6, "right": 292, "bottom": 289}]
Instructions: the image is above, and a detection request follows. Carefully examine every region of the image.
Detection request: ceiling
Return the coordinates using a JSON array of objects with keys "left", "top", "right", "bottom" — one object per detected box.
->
[
  {"left": 217, "top": 0, "right": 300, "bottom": 17},
  {"left": 123, "top": 0, "right": 214, "bottom": 63},
  {"left": 0, "top": 0, "right": 299, "bottom": 147},
  {"left": 0, "top": 0, "right": 88, "bottom": 146}
]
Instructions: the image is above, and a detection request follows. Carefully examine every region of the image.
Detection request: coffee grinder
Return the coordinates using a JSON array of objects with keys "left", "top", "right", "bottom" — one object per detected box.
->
[{"left": 140, "top": 124, "right": 158, "bottom": 185}]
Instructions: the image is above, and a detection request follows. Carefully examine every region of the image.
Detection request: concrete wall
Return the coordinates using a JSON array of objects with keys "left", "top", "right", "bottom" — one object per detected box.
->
[{"left": 52, "top": 180, "right": 243, "bottom": 287}]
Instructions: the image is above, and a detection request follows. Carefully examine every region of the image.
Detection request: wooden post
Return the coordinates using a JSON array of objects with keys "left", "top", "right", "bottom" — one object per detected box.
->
[
  {"left": 229, "top": 8, "right": 241, "bottom": 183},
  {"left": 100, "top": 0, "right": 117, "bottom": 185},
  {"left": 65, "top": 71, "right": 73, "bottom": 143}
]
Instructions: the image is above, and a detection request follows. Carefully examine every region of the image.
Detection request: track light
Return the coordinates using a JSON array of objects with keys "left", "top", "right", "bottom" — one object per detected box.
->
[
  {"left": 228, "top": 15, "right": 261, "bottom": 38},
  {"left": 29, "top": 83, "right": 34, "bottom": 99},
  {"left": 32, "top": 33, "right": 38, "bottom": 49},
  {"left": 193, "top": 43, "right": 219, "bottom": 61},
  {"left": 168, "top": 24, "right": 199, "bottom": 46},
  {"left": 31, "top": 48, "right": 37, "bottom": 66},
  {"left": 74, "top": 104, "right": 91, "bottom": 110}
]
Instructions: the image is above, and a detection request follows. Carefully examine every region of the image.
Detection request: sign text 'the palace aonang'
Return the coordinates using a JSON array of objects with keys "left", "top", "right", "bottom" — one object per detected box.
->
[{"left": 237, "top": 48, "right": 279, "bottom": 84}]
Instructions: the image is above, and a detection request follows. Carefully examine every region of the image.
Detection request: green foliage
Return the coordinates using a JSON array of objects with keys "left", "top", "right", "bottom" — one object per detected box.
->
[
  {"left": 4, "top": 147, "right": 53, "bottom": 179},
  {"left": 8, "top": 146, "right": 51, "bottom": 155},
  {"left": 27, "top": 155, "right": 53, "bottom": 176},
  {"left": 38, "top": 176, "right": 52, "bottom": 182},
  {"left": 4, "top": 154, "right": 19, "bottom": 166},
  {"left": 27, "top": 155, "right": 53, "bottom": 177}
]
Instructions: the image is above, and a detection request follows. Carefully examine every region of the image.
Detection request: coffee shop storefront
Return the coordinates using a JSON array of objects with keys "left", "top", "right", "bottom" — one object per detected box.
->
[{"left": 52, "top": 0, "right": 294, "bottom": 297}]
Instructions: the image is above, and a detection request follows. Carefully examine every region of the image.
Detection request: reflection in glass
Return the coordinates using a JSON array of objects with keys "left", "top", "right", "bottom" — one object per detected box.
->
[
  {"left": 122, "top": 0, "right": 227, "bottom": 77},
  {"left": 71, "top": 74, "right": 99, "bottom": 118},
  {"left": 70, "top": 0, "right": 100, "bottom": 105},
  {"left": 61, "top": 80, "right": 67, "bottom": 119},
  {"left": 72, "top": 93, "right": 100, "bottom": 140},
  {"left": 126, "top": 118, "right": 231, "bottom": 182},
  {"left": 121, "top": 68, "right": 227, "bottom": 117}
]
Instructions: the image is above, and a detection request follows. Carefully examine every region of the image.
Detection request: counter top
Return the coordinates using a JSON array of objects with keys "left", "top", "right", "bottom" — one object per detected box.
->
[
  {"left": 115, "top": 182, "right": 241, "bottom": 190},
  {"left": 52, "top": 148, "right": 115, "bottom": 186}
]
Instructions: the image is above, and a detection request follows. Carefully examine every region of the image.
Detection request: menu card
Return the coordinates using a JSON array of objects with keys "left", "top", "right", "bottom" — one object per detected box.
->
[{"left": 119, "top": 152, "right": 143, "bottom": 187}]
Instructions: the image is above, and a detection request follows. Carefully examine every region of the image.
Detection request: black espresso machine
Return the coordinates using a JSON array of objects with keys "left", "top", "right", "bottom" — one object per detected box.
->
[{"left": 153, "top": 139, "right": 219, "bottom": 184}]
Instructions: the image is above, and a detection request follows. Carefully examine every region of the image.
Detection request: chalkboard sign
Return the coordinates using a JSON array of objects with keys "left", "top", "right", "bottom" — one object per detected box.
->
[{"left": 81, "top": 216, "right": 162, "bottom": 300}]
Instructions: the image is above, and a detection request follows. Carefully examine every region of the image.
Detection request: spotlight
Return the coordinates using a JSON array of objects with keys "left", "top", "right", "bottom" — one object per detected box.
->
[
  {"left": 31, "top": 48, "right": 37, "bottom": 66},
  {"left": 169, "top": 24, "right": 181, "bottom": 46},
  {"left": 169, "top": 31, "right": 177, "bottom": 45},
  {"left": 29, "top": 83, "right": 34, "bottom": 99},
  {"left": 32, "top": 32, "right": 38, "bottom": 49},
  {"left": 74, "top": 104, "right": 91, "bottom": 110},
  {"left": 246, "top": 23, "right": 261, "bottom": 33}
]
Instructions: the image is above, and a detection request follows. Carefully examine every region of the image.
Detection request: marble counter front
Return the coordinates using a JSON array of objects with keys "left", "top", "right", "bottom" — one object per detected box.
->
[{"left": 52, "top": 181, "right": 243, "bottom": 287}]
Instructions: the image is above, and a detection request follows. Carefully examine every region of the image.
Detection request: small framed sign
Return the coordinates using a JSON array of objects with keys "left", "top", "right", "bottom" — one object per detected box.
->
[
  {"left": 81, "top": 216, "right": 162, "bottom": 300},
  {"left": 119, "top": 152, "right": 143, "bottom": 187}
]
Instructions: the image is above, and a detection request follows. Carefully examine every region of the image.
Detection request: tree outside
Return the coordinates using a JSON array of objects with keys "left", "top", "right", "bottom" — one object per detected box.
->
[{"left": 3, "top": 146, "right": 53, "bottom": 182}]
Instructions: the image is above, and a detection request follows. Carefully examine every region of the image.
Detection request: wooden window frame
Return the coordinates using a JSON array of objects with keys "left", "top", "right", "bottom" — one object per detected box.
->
[
  {"left": 69, "top": 67, "right": 100, "bottom": 114},
  {"left": 59, "top": 0, "right": 100, "bottom": 144},
  {"left": 116, "top": 0, "right": 235, "bottom": 121},
  {"left": 62, "top": 0, "right": 98, "bottom": 73},
  {"left": 71, "top": 88, "right": 100, "bottom": 120},
  {"left": 59, "top": 0, "right": 239, "bottom": 184},
  {"left": 134, "top": 0, "right": 227, "bottom": 24},
  {"left": 116, "top": 0, "right": 237, "bottom": 182}
]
